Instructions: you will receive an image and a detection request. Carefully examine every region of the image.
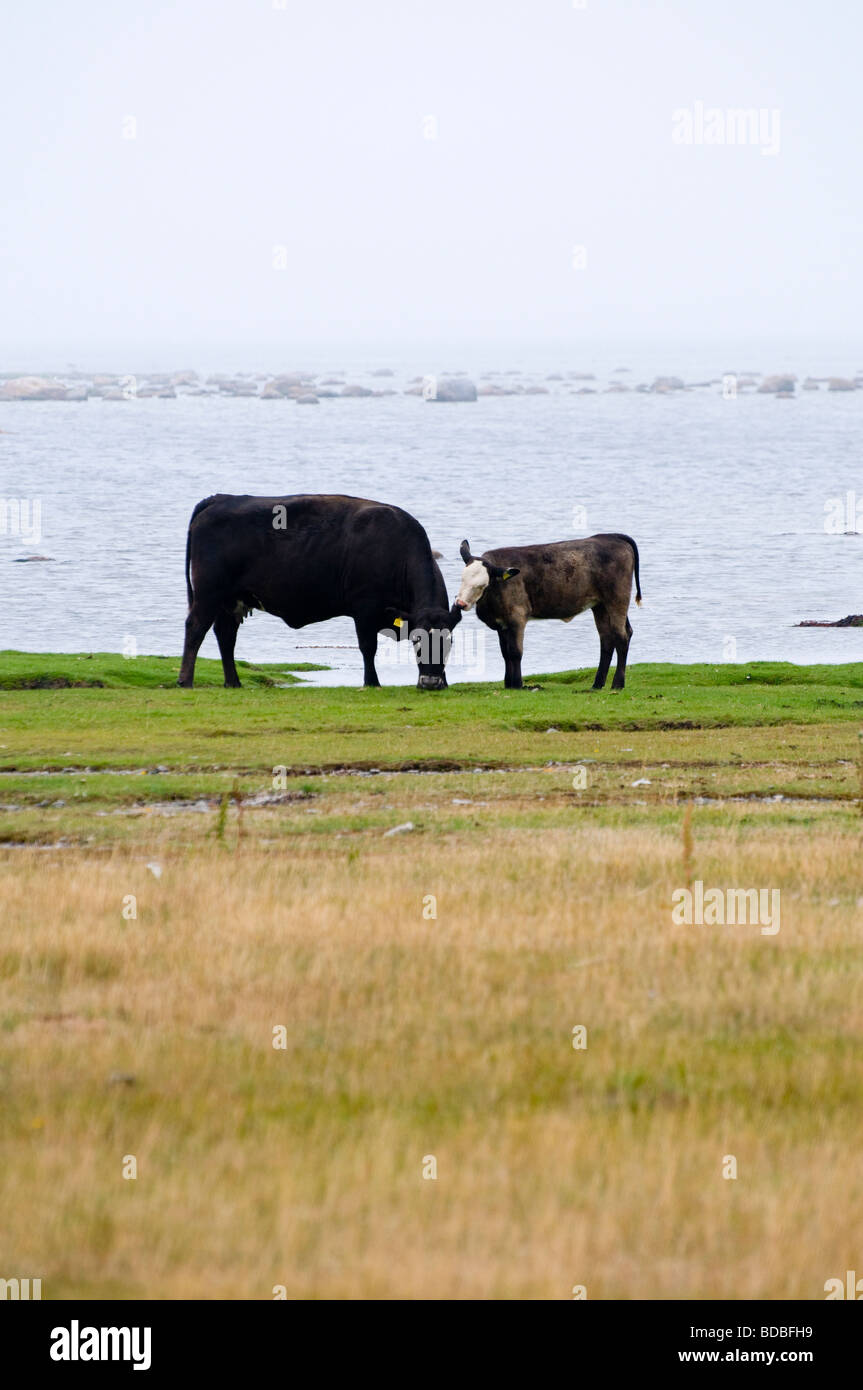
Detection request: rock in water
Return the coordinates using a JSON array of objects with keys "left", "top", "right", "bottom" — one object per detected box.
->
[
  {"left": 426, "top": 377, "right": 478, "bottom": 402},
  {"left": 797, "top": 615, "right": 863, "bottom": 627},
  {"left": 218, "top": 379, "right": 258, "bottom": 396},
  {"left": 0, "top": 376, "right": 69, "bottom": 400},
  {"left": 757, "top": 374, "right": 797, "bottom": 394},
  {"left": 264, "top": 372, "right": 313, "bottom": 397}
]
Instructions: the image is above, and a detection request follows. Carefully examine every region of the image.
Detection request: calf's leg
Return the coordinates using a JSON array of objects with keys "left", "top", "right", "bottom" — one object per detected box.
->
[
  {"left": 610, "top": 612, "right": 632, "bottom": 690},
  {"left": 591, "top": 604, "right": 615, "bottom": 690},
  {"left": 497, "top": 623, "right": 525, "bottom": 689}
]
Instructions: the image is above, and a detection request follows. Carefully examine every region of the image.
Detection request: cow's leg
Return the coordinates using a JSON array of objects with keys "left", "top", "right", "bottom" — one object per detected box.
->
[
  {"left": 610, "top": 610, "right": 632, "bottom": 690},
  {"left": 591, "top": 604, "right": 615, "bottom": 690},
  {"left": 213, "top": 611, "right": 242, "bottom": 688},
  {"left": 497, "top": 623, "right": 525, "bottom": 689},
  {"left": 354, "top": 618, "right": 381, "bottom": 687},
  {"left": 177, "top": 600, "right": 218, "bottom": 688}
]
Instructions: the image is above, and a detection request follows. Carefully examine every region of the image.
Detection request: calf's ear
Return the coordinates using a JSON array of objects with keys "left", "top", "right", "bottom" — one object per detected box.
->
[
  {"left": 501, "top": 567, "right": 520, "bottom": 581},
  {"left": 486, "top": 563, "right": 520, "bottom": 581},
  {"left": 459, "top": 539, "right": 474, "bottom": 564}
]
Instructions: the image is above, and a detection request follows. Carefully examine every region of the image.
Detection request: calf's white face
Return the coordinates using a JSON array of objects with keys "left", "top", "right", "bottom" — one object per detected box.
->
[{"left": 456, "top": 559, "right": 490, "bottom": 610}]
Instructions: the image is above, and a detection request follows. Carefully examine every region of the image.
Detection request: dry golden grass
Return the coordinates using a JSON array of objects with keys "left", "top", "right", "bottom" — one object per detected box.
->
[{"left": 2, "top": 811, "right": 862, "bottom": 1299}]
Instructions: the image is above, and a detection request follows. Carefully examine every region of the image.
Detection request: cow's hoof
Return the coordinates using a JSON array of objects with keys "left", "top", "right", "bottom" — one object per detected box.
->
[{"left": 177, "top": 680, "right": 193, "bottom": 689}]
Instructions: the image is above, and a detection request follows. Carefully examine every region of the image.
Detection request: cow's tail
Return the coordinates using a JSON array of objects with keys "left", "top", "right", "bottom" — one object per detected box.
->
[
  {"left": 184, "top": 525, "right": 193, "bottom": 608},
  {"left": 611, "top": 533, "right": 642, "bottom": 606},
  {"left": 185, "top": 495, "right": 219, "bottom": 608}
]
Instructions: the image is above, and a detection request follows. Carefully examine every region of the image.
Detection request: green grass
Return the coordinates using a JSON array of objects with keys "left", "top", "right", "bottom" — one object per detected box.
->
[
  {"left": 0, "top": 650, "right": 326, "bottom": 690},
  {"left": 1, "top": 655, "right": 862, "bottom": 774},
  {"left": 0, "top": 652, "right": 861, "bottom": 847}
]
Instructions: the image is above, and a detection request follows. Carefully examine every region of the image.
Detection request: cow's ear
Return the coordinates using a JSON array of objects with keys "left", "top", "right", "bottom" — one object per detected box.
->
[
  {"left": 501, "top": 567, "right": 520, "bottom": 581},
  {"left": 459, "top": 539, "right": 473, "bottom": 564}
]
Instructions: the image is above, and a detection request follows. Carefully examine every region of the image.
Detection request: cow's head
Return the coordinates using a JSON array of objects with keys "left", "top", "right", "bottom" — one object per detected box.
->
[
  {"left": 456, "top": 540, "right": 520, "bottom": 610},
  {"left": 386, "top": 603, "right": 463, "bottom": 690}
]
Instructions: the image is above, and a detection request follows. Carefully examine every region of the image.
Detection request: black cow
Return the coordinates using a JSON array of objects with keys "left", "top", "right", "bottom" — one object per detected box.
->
[
  {"left": 178, "top": 494, "right": 462, "bottom": 690},
  {"left": 456, "top": 533, "right": 642, "bottom": 690}
]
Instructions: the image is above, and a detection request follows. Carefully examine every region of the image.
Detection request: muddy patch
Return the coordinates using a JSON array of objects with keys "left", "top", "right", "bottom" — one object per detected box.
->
[
  {"left": 108, "top": 789, "right": 315, "bottom": 817},
  {"left": 0, "top": 676, "right": 105, "bottom": 689}
]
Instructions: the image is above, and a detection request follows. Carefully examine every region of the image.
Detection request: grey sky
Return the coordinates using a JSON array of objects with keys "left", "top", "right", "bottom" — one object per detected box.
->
[{"left": 2, "top": 0, "right": 860, "bottom": 356}]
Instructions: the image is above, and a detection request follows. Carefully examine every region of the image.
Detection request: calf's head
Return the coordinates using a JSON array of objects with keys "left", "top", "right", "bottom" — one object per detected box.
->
[
  {"left": 456, "top": 540, "right": 520, "bottom": 610},
  {"left": 386, "top": 603, "right": 463, "bottom": 690}
]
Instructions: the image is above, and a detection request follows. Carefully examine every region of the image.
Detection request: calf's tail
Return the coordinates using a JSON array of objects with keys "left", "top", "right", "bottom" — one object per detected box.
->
[{"left": 610, "top": 533, "right": 642, "bottom": 606}]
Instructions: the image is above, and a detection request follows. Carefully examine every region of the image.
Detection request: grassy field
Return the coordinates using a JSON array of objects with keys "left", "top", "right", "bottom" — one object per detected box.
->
[{"left": 1, "top": 653, "right": 862, "bottom": 1299}]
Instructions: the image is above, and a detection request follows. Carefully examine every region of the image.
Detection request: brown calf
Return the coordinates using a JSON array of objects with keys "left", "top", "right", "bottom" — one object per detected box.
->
[{"left": 456, "top": 533, "right": 642, "bottom": 689}]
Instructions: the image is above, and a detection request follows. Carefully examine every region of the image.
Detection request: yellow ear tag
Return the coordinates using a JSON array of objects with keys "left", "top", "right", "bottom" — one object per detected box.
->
[
  {"left": 503, "top": 569, "right": 515, "bottom": 580},
  {"left": 393, "top": 617, "right": 403, "bottom": 628}
]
